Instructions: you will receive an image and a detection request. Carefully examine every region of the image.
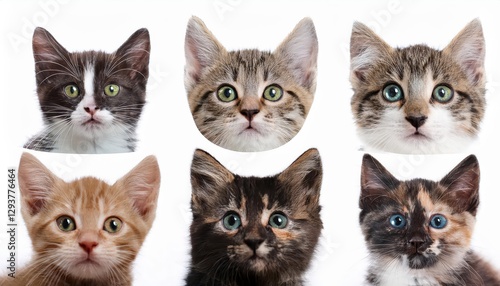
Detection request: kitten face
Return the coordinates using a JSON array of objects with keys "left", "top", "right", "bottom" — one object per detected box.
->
[
  {"left": 359, "top": 154, "right": 480, "bottom": 284},
  {"left": 184, "top": 17, "right": 317, "bottom": 152},
  {"left": 350, "top": 20, "right": 485, "bottom": 154},
  {"left": 25, "top": 27, "right": 150, "bottom": 153},
  {"left": 189, "top": 149, "right": 322, "bottom": 284},
  {"left": 18, "top": 153, "right": 160, "bottom": 283}
]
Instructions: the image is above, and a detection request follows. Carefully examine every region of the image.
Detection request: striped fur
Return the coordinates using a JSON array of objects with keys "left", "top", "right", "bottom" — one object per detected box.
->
[
  {"left": 350, "top": 20, "right": 486, "bottom": 154},
  {"left": 184, "top": 17, "right": 317, "bottom": 152},
  {"left": 5, "top": 153, "right": 160, "bottom": 286},
  {"left": 360, "top": 154, "right": 500, "bottom": 285}
]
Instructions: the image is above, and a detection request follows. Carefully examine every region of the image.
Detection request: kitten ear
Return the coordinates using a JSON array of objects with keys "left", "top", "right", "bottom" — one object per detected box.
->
[
  {"left": 350, "top": 22, "right": 392, "bottom": 85},
  {"left": 443, "top": 19, "right": 485, "bottom": 85},
  {"left": 190, "top": 149, "right": 234, "bottom": 212},
  {"left": 184, "top": 16, "right": 226, "bottom": 92},
  {"left": 32, "top": 27, "right": 70, "bottom": 84},
  {"left": 277, "top": 148, "right": 322, "bottom": 207},
  {"left": 115, "top": 155, "right": 160, "bottom": 224},
  {"left": 18, "top": 152, "right": 61, "bottom": 216},
  {"left": 274, "top": 18, "right": 318, "bottom": 92},
  {"left": 439, "top": 155, "right": 480, "bottom": 214},
  {"left": 115, "top": 28, "right": 151, "bottom": 80},
  {"left": 360, "top": 154, "right": 399, "bottom": 209}
]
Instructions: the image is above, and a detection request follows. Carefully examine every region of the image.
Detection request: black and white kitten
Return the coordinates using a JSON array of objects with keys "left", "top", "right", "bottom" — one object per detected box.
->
[{"left": 24, "top": 27, "right": 150, "bottom": 153}]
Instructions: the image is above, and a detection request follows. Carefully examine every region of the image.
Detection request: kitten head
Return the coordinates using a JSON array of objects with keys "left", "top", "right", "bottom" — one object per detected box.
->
[
  {"left": 29, "top": 27, "right": 150, "bottom": 152},
  {"left": 18, "top": 153, "right": 160, "bottom": 282},
  {"left": 189, "top": 149, "right": 322, "bottom": 283},
  {"left": 350, "top": 19, "right": 485, "bottom": 154},
  {"left": 184, "top": 17, "right": 318, "bottom": 152},
  {"left": 359, "top": 154, "right": 479, "bottom": 272}
]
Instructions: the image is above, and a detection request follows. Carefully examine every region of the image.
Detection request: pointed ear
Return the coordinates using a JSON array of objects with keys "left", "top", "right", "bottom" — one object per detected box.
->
[
  {"left": 360, "top": 154, "right": 399, "bottom": 209},
  {"left": 184, "top": 16, "right": 226, "bottom": 92},
  {"left": 115, "top": 155, "right": 160, "bottom": 224},
  {"left": 19, "top": 152, "right": 61, "bottom": 216},
  {"left": 32, "top": 27, "right": 70, "bottom": 85},
  {"left": 350, "top": 22, "right": 392, "bottom": 85},
  {"left": 115, "top": 28, "right": 150, "bottom": 80},
  {"left": 190, "top": 149, "right": 234, "bottom": 213},
  {"left": 277, "top": 148, "right": 322, "bottom": 208},
  {"left": 274, "top": 18, "right": 318, "bottom": 92},
  {"left": 439, "top": 155, "right": 480, "bottom": 215},
  {"left": 443, "top": 19, "right": 485, "bottom": 85}
]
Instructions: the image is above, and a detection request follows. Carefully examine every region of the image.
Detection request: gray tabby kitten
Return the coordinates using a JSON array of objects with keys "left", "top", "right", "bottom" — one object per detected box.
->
[
  {"left": 184, "top": 17, "right": 318, "bottom": 152},
  {"left": 24, "top": 27, "right": 150, "bottom": 153},
  {"left": 350, "top": 19, "right": 485, "bottom": 154}
]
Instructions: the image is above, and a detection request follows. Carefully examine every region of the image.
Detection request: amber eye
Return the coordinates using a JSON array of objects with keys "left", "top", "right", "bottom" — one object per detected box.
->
[
  {"left": 64, "top": 85, "right": 79, "bottom": 98},
  {"left": 104, "top": 84, "right": 120, "bottom": 96},
  {"left": 217, "top": 85, "right": 237, "bottom": 102},
  {"left": 103, "top": 217, "right": 122, "bottom": 233},
  {"left": 57, "top": 216, "right": 76, "bottom": 232}
]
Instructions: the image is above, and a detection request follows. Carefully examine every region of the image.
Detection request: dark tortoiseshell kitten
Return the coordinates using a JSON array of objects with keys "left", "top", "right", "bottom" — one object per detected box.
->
[
  {"left": 359, "top": 154, "right": 500, "bottom": 285},
  {"left": 187, "top": 149, "right": 323, "bottom": 286}
]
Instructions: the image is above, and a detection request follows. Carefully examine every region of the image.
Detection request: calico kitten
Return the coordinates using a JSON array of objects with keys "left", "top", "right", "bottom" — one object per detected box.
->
[
  {"left": 184, "top": 17, "right": 318, "bottom": 152},
  {"left": 24, "top": 27, "right": 150, "bottom": 153},
  {"left": 350, "top": 19, "right": 486, "bottom": 154},
  {"left": 359, "top": 154, "right": 500, "bottom": 285},
  {"left": 187, "top": 148, "right": 323, "bottom": 286},
  {"left": 4, "top": 153, "right": 160, "bottom": 286}
]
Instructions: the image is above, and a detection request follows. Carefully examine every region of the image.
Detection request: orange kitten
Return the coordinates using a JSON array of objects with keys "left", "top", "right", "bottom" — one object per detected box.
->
[{"left": 3, "top": 153, "right": 160, "bottom": 286}]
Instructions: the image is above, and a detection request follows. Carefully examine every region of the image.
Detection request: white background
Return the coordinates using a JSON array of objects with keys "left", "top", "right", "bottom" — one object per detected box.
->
[{"left": 1, "top": 0, "right": 500, "bottom": 285}]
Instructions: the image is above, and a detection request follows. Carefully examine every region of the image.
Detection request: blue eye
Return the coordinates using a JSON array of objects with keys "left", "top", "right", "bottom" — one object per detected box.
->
[
  {"left": 429, "top": 214, "right": 447, "bottom": 229},
  {"left": 389, "top": 214, "right": 406, "bottom": 229},
  {"left": 383, "top": 84, "right": 404, "bottom": 102},
  {"left": 222, "top": 212, "right": 241, "bottom": 230}
]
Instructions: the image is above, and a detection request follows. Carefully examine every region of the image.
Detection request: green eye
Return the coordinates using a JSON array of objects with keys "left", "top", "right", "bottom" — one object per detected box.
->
[
  {"left": 432, "top": 85, "right": 453, "bottom": 103},
  {"left": 269, "top": 213, "right": 288, "bottom": 229},
  {"left": 263, "top": 85, "right": 283, "bottom": 101},
  {"left": 57, "top": 216, "right": 76, "bottom": 232},
  {"left": 217, "top": 85, "right": 237, "bottom": 102},
  {"left": 64, "top": 85, "right": 79, "bottom": 98},
  {"left": 382, "top": 84, "right": 403, "bottom": 102},
  {"left": 104, "top": 84, "right": 120, "bottom": 97},
  {"left": 103, "top": 217, "right": 122, "bottom": 233},
  {"left": 222, "top": 212, "right": 241, "bottom": 230}
]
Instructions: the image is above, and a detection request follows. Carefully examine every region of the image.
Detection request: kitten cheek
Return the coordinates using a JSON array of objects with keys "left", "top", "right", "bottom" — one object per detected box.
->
[{"left": 272, "top": 228, "right": 296, "bottom": 241}]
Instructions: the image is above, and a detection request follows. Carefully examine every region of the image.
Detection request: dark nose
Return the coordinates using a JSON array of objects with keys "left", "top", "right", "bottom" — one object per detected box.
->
[
  {"left": 244, "top": 238, "right": 264, "bottom": 251},
  {"left": 240, "top": 109, "right": 259, "bottom": 121},
  {"left": 405, "top": 116, "right": 427, "bottom": 129},
  {"left": 409, "top": 235, "right": 429, "bottom": 254}
]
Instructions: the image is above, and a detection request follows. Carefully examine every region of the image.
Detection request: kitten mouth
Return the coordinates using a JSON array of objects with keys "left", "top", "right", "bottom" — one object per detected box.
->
[{"left": 83, "top": 118, "right": 102, "bottom": 125}]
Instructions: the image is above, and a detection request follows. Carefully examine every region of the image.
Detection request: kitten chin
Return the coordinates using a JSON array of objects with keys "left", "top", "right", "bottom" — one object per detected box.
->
[
  {"left": 359, "top": 154, "right": 500, "bottom": 285},
  {"left": 350, "top": 19, "right": 486, "bottom": 154},
  {"left": 187, "top": 148, "right": 323, "bottom": 286},
  {"left": 184, "top": 17, "right": 318, "bottom": 152},
  {"left": 2, "top": 153, "right": 161, "bottom": 286},
  {"left": 24, "top": 27, "right": 150, "bottom": 154}
]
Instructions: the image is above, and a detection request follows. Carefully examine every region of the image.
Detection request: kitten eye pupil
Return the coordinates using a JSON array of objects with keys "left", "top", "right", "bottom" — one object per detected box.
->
[
  {"left": 217, "top": 85, "right": 237, "bottom": 102},
  {"left": 263, "top": 84, "right": 283, "bottom": 101},
  {"left": 432, "top": 85, "right": 453, "bottom": 103},
  {"left": 389, "top": 214, "right": 406, "bottom": 229},
  {"left": 222, "top": 212, "right": 241, "bottom": 230},
  {"left": 382, "top": 84, "right": 403, "bottom": 102}
]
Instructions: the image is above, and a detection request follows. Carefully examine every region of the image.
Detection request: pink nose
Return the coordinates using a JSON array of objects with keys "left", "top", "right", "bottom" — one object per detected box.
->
[
  {"left": 79, "top": 240, "right": 98, "bottom": 253},
  {"left": 84, "top": 105, "right": 99, "bottom": 116}
]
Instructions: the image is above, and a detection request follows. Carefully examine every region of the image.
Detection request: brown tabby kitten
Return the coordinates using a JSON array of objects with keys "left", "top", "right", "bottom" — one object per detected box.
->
[
  {"left": 4, "top": 153, "right": 160, "bottom": 286},
  {"left": 350, "top": 19, "right": 486, "bottom": 154},
  {"left": 184, "top": 17, "right": 318, "bottom": 152},
  {"left": 359, "top": 154, "right": 500, "bottom": 285},
  {"left": 187, "top": 148, "right": 323, "bottom": 286}
]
